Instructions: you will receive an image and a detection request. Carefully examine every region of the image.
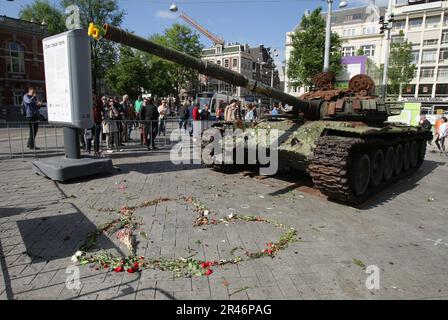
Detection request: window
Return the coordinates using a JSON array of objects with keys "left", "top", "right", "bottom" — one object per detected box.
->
[
  {"left": 361, "top": 45, "right": 375, "bottom": 57},
  {"left": 442, "top": 31, "right": 448, "bottom": 44},
  {"left": 425, "top": 16, "right": 440, "bottom": 29},
  {"left": 409, "top": 18, "right": 423, "bottom": 30},
  {"left": 232, "top": 58, "right": 238, "bottom": 68},
  {"left": 342, "top": 28, "right": 357, "bottom": 36},
  {"left": 224, "top": 59, "right": 229, "bottom": 68},
  {"left": 444, "top": 15, "right": 448, "bottom": 27},
  {"left": 438, "top": 67, "right": 448, "bottom": 80},
  {"left": 344, "top": 13, "right": 362, "bottom": 23},
  {"left": 440, "top": 49, "right": 448, "bottom": 63},
  {"left": 411, "top": 51, "right": 420, "bottom": 64},
  {"left": 217, "top": 60, "right": 221, "bottom": 66},
  {"left": 342, "top": 46, "right": 355, "bottom": 56},
  {"left": 423, "top": 39, "right": 438, "bottom": 46},
  {"left": 391, "top": 35, "right": 404, "bottom": 43},
  {"left": 422, "top": 50, "right": 437, "bottom": 63},
  {"left": 363, "top": 26, "right": 376, "bottom": 34},
  {"left": 402, "top": 84, "right": 416, "bottom": 95},
  {"left": 420, "top": 67, "right": 435, "bottom": 79},
  {"left": 418, "top": 84, "right": 433, "bottom": 95},
  {"left": 6, "top": 42, "right": 25, "bottom": 73},
  {"left": 13, "top": 91, "right": 23, "bottom": 106},
  {"left": 392, "top": 20, "right": 406, "bottom": 32},
  {"left": 436, "top": 84, "right": 448, "bottom": 95}
]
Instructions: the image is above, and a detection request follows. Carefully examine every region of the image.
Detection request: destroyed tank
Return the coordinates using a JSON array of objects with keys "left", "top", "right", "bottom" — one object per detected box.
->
[{"left": 92, "top": 23, "right": 432, "bottom": 204}]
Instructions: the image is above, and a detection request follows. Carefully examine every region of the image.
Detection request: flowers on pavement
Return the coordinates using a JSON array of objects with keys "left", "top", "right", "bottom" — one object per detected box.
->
[{"left": 73, "top": 197, "right": 298, "bottom": 278}]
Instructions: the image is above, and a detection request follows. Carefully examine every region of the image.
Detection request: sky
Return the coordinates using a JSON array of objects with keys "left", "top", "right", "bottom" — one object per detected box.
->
[{"left": 1, "top": 0, "right": 387, "bottom": 68}]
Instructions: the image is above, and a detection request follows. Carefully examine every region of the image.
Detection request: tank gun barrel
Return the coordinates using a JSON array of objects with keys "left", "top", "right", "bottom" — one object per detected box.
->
[{"left": 98, "top": 24, "right": 320, "bottom": 119}]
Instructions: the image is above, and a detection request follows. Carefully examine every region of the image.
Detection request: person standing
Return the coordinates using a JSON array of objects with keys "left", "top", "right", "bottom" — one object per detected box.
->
[
  {"left": 245, "top": 104, "right": 255, "bottom": 122},
  {"left": 224, "top": 100, "right": 240, "bottom": 122},
  {"left": 435, "top": 117, "right": 447, "bottom": 154},
  {"left": 86, "top": 96, "right": 104, "bottom": 156},
  {"left": 22, "top": 87, "right": 42, "bottom": 149},
  {"left": 103, "top": 97, "right": 120, "bottom": 152},
  {"left": 140, "top": 98, "right": 159, "bottom": 150},
  {"left": 158, "top": 100, "right": 169, "bottom": 136},
  {"left": 178, "top": 101, "right": 190, "bottom": 131},
  {"left": 120, "top": 94, "right": 132, "bottom": 143}
]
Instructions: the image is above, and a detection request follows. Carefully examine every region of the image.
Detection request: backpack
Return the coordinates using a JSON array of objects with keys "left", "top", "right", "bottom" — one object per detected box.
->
[{"left": 20, "top": 100, "right": 27, "bottom": 116}]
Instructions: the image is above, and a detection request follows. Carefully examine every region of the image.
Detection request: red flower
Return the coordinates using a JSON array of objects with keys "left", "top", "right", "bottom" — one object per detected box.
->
[
  {"left": 139, "top": 256, "right": 145, "bottom": 260},
  {"left": 133, "top": 262, "right": 139, "bottom": 269},
  {"left": 267, "top": 249, "right": 273, "bottom": 255},
  {"left": 127, "top": 268, "right": 135, "bottom": 273},
  {"left": 114, "top": 266, "right": 123, "bottom": 273},
  {"left": 205, "top": 269, "right": 213, "bottom": 276},
  {"left": 200, "top": 262, "right": 207, "bottom": 269},
  {"left": 103, "top": 264, "right": 109, "bottom": 269},
  {"left": 267, "top": 243, "right": 273, "bottom": 247},
  {"left": 120, "top": 260, "right": 125, "bottom": 265}
]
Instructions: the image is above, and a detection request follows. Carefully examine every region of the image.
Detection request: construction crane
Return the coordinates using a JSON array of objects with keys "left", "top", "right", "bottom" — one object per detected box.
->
[{"left": 178, "top": 11, "right": 225, "bottom": 46}]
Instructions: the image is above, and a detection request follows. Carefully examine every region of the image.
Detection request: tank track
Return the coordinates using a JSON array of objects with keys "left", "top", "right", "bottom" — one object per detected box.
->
[{"left": 308, "top": 134, "right": 428, "bottom": 204}]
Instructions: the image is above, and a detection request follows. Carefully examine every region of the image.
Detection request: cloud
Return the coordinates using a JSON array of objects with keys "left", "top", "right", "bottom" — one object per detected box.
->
[{"left": 155, "top": 10, "right": 177, "bottom": 20}]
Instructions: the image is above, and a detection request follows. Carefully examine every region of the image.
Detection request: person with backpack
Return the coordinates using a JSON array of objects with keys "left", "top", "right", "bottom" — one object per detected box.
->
[{"left": 22, "top": 87, "right": 42, "bottom": 150}]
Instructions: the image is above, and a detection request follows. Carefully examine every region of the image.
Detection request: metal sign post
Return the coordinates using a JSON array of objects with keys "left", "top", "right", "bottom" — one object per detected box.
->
[{"left": 32, "top": 29, "right": 113, "bottom": 181}]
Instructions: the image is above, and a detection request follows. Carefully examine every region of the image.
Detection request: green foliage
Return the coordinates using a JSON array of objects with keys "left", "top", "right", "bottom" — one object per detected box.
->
[
  {"left": 356, "top": 47, "right": 365, "bottom": 56},
  {"left": 387, "top": 33, "right": 416, "bottom": 95},
  {"left": 145, "top": 24, "right": 204, "bottom": 100},
  {"left": 61, "top": 0, "right": 125, "bottom": 93},
  {"left": 105, "top": 46, "right": 150, "bottom": 98},
  {"left": 287, "top": 7, "right": 343, "bottom": 88},
  {"left": 19, "top": 0, "right": 66, "bottom": 35}
]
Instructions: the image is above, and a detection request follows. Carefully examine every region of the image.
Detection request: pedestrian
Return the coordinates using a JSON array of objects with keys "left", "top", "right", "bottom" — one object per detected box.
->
[
  {"left": 115, "top": 96, "right": 125, "bottom": 147},
  {"left": 435, "top": 116, "right": 447, "bottom": 154},
  {"left": 244, "top": 104, "right": 256, "bottom": 122},
  {"left": 120, "top": 94, "right": 132, "bottom": 143},
  {"left": 224, "top": 100, "right": 240, "bottom": 122},
  {"left": 216, "top": 107, "right": 224, "bottom": 120},
  {"left": 22, "top": 86, "right": 42, "bottom": 150},
  {"left": 102, "top": 97, "right": 120, "bottom": 152},
  {"left": 140, "top": 98, "right": 159, "bottom": 150},
  {"left": 419, "top": 114, "right": 432, "bottom": 131},
  {"left": 178, "top": 101, "right": 190, "bottom": 131},
  {"left": 271, "top": 103, "right": 279, "bottom": 116},
  {"left": 200, "top": 104, "right": 211, "bottom": 131},
  {"left": 188, "top": 101, "right": 195, "bottom": 136},
  {"left": 158, "top": 99, "right": 169, "bottom": 136},
  {"left": 85, "top": 96, "right": 103, "bottom": 156}
]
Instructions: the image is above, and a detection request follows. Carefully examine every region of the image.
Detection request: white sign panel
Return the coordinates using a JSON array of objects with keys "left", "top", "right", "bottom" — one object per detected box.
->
[{"left": 43, "top": 34, "right": 73, "bottom": 124}]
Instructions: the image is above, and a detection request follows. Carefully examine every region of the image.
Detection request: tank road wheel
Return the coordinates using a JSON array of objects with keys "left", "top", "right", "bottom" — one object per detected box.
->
[
  {"left": 418, "top": 139, "right": 426, "bottom": 163},
  {"left": 350, "top": 154, "right": 371, "bottom": 197},
  {"left": 409, "top": 141, "right": 419, "bottom": 168},
  {"left": 369, "top": 149, "right": 384, "bottom": 187},
  {"left": 393, "top": 144, "right": 403, "bottom": 176},
  {"left": 383, "top": 146, "right": 395, "bottom": 181},
  {"left": 403, "top": 142, "right": 411, "bottom": 171}
]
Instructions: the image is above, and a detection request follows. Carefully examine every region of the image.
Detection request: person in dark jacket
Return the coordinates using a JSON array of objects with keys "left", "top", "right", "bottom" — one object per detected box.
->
[
  {"left": 140, "top": 98, "right": 159, "bottom": 150},
  {"left": 85, "top": 96, "right": 104, "bottom": 155},
  {"left": 178, "top": 101, "right": 189, "bottom": 131},
  {"left": 22, "top": 87, "right": 42, "bottom": 149}
]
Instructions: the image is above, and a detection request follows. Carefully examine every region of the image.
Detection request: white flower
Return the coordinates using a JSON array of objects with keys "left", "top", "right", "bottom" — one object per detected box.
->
[
  {"left": 203, "top": 210, "right": 209, "bottom": 216},
  {"left": 228, "top": 213, "right": 234, "bottom": 219},
  {"left": 71, "top": 251, "right": 83, "bottom": 263}
]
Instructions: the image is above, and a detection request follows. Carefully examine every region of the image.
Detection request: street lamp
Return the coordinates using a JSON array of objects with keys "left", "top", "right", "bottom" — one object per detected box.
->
[
  {"left": 323, "top": 0, "right": 348, "bottom": 72},
  {"left": 169, "top": 3, "right": 178, "bottom": 12}
]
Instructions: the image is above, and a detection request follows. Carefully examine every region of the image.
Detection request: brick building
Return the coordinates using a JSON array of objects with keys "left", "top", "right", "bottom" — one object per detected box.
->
[{"left": 0, "top": 15, "right": 48, "bottom": 121}]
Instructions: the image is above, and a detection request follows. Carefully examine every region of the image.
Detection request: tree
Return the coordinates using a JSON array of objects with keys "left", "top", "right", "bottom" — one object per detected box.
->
[
  {"left": 387, "top": 32, "right": 416, "bottom": 96},
  {"left": 104, "top": 46, "right": 150, "bottom": 98},
  {"left": 148, "top": 24, "right": 204, "bottom": 103},
  {"left": 60, "top": 0, "right": 125, "bottom": 93},
  {"left": 19, "top": 0, "right": 66, "bottom": 36},
  {"left": 356, "top": 47, "right": 365, "bottom": 56},
  {"left": 287, "top": 7, "right": 343, "bottom": 88}
]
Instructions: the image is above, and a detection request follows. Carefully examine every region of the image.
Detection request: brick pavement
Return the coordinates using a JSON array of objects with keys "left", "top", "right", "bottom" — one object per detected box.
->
[{"left": 1, "top": 142, "right": 448, "bottom": 300}]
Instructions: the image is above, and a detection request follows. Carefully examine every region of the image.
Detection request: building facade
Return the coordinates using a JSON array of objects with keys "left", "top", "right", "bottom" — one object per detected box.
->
[
  {"left": 284, "top": 3, "right": 387, "bottom": 97},
  {"left": 200, "top": 43, "right": 280, "bottom": 105},
  {"left": 0, "top": 16, "right": 48, "bottom": 120},
  {"left": 392, "top": 0, "right": 448, "bottom": 110}
]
